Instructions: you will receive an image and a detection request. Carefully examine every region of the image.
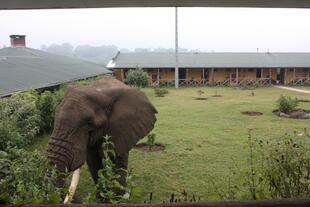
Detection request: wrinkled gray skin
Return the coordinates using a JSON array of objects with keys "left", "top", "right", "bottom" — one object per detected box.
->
[{"left": 47, "top": 77, "right": 157, "bottom": 194}]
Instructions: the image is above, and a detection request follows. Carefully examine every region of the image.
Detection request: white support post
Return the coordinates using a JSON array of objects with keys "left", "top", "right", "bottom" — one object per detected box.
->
[{"left": 174, "top": 7, "right": 179, "bottom": 88}]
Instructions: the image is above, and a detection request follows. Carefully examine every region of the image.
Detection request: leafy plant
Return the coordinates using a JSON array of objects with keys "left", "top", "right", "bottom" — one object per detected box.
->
[
  {"left": 125, "top": 69, "right": 149, "bottom": 88},
  {"left": 146, "top": 133, "right": 156, "bottom": 151},
  {"left": 258, "top": 130, "right": 310, "bottom": 198},
  {"left": 0, "top": 148, "right": 67, "bottom": 204},
  {"left": 197, "top": 90, "right": 204, "bottom": 96},
  {"left": 96, "top": 135, "right": 136, "bottom": 203},
  {"left": 36, "top": 90, "right": 60, "bottom": 133},
  {"left": 154, "top": 87, "right": 169, "bottom": 97},
  {"left": 210, "top": 129, "right": 310, "bottom": 200},
  {"left": 277, "top": 95, "right": 298, "bottom": 113},
  {"left": 0, "top": 90, "right": 41, "bottom": 149}
]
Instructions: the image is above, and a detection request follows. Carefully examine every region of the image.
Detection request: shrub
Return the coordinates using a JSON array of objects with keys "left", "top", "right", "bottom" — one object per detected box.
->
[
  {"left": 0, "top": 90, "right": 41, "bottom": 148},
  {"left": 208, "top": 129, "right": 310, "bottom": 200},
  {"left": 0, "top": 148, "right": 67, "bottom": 204},
  {"left": 36, "top": 91, "right": 60, "bottom": 133},
  {"left": 154, "top": 87, "right": 169, "bottom": 97},
  {"left": 0, "top": 120, "right": 22, "bottom": 151},
  {"left": 277, "top": 95, "right": 298, "bottom": 113},
  {"left": 258, "top": 130, "right": 310, "bottom": 198},
  {"left": 125, "top": 69, "right": 149, "bottom": 88}
]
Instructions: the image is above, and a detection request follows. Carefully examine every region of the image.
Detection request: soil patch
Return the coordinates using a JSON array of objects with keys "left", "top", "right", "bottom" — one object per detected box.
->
[
  {"left": 273, "top": 109, "right": 310, "bottom": 119},
  {"left": 241, "top": 111, "right": 263, "bottom": 116},
  {"left": 134, "top": 143, "right": 165, "bottom": 152},
  {"left": 195, "top": 97, "right": 208, "bottom": 100}
]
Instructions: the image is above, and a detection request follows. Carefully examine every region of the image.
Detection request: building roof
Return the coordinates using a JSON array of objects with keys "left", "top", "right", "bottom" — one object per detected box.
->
[
  {"left": 1, "top": 0, "right": 310, "bottom": 9},
  {"left": 107, "top": 52, "right": 310, "bottom": 69},
  {"left": 0, "top": 47, "right": 111, "bottom": 97}
]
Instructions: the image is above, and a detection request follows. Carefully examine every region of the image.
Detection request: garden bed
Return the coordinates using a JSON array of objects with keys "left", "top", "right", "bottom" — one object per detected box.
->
[
  {"left": 241, "top": 111, "right": 263, "bottom": 116},
  {"left": 273, "top": 109, "right": 310, "bottom": 119},
  {"left": 134, "top": 143, "right": 165, "bottom": 152}
]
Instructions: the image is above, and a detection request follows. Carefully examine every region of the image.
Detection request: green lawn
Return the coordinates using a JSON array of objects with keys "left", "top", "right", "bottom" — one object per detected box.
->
[{"left": 33, "top": 87, "right": 310, "bottom": 203}]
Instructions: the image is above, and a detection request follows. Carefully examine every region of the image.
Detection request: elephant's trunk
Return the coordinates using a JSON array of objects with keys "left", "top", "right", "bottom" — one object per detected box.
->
[
  {"left": 47, "top": 136, "right": 74, "bottom": 172},
  {"left": 47, "top": 128, "right": 75, "bottom": 189}
]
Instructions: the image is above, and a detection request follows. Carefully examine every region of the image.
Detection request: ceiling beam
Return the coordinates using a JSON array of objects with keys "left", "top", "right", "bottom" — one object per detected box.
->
[{"left": 1, "top": 0, "right": 310, "bottom": 10}]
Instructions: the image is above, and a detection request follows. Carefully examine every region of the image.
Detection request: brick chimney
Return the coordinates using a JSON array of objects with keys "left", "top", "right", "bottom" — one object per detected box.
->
[{"left": 10, "top": 35, "right": 26, "bottom": 47}]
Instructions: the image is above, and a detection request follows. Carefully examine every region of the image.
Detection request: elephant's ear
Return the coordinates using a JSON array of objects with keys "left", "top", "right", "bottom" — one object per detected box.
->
[{"left": 106, "top": 88, "right": 157, "bottom": 156}]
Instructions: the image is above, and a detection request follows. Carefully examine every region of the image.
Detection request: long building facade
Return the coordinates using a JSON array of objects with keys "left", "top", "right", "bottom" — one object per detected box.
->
[{"left": 107, "top": 52, "right": 310, "bottom": 87}]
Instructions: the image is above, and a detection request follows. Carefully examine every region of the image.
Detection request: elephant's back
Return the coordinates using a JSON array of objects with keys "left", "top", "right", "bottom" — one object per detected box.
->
[{"left": 92, "top": 76, "right": 128, "bottom": 91}]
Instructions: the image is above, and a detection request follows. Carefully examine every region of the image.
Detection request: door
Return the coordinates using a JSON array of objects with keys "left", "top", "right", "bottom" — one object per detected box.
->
[
  {"left": 276, "top": 68, "right": 285, "bottom": 84},
  {"left": 256, "top": 69, "right": 262, "bottom": 78},
  {"left": 179, "top": 68, "right": 186, "bottom": 79}
]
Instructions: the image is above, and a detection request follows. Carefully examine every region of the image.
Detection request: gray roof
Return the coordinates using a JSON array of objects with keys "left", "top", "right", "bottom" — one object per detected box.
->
[
  {"left": 1, "top": 0, "right": 310, "bottom": 9},
  {"left": 108, "top": 52, "right": 310, "bottom": 69},
  {"left": 0, "top": 47, "right": 111, "bottom": 96}
]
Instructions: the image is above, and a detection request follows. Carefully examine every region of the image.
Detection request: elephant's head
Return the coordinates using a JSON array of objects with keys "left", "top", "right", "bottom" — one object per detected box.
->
[{"left": 47, "top": 79, "right": 157, "bottom": 184}]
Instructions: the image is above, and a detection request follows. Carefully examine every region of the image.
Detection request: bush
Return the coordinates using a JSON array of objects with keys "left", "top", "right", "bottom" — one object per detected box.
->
[
  {"left": 0, "top": 90, "right": 41, "bottom": 149},
  {"left": 0, "top": 120, "right": 22, "bottom": 151},
  {"left": 258, "top": 131, "right": 310, "bottom": 198},
  {"left": 0, "top": 148, "right": 67, "bottom": 204},
  {"left": 277, "top": 95, "right": 298, "bottom": 113},
  {"left": 154, "top": 87, "right": 169, "bottom": 97},
  {"left": 125, "top": 69, "right": 149, "bottom": 88},
  {"left": 209, "top": 130, "right": 310, "bottom": 200},
  {"left": 36, "top": 91, "right": 60, "bottom": 133}
]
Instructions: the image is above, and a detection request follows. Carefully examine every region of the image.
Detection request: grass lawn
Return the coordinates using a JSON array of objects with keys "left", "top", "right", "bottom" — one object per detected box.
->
[{"left": 32, "top": 87, "right": 310, "bottom": 203}]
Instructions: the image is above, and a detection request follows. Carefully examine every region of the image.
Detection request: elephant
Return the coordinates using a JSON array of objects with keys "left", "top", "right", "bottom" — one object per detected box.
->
[{"left": 47, "top": 76, "right": 157, "bottom": 201}]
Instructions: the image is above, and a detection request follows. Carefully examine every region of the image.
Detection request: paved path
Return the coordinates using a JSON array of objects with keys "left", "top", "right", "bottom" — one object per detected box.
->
[{"left": 274, "top": 85, "right": 310, "bottom": 94}]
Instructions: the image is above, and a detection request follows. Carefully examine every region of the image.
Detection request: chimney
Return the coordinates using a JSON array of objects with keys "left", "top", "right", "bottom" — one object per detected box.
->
[{"left": 10, "top": 35, "right": 26, "bottom": 47}]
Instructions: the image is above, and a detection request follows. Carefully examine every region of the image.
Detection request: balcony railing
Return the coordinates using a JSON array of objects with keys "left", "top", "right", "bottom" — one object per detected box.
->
[
  {"left": 150, "top": 78, "right": 272, "bottom": 87},
  {"left": 289, "top": 77, "right": 310, "bottom": 85}
]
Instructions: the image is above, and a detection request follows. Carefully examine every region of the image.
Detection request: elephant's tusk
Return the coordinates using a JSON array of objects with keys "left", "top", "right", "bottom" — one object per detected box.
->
[{"left": 63, "top": 168, "right": 81, "bottom": 204}]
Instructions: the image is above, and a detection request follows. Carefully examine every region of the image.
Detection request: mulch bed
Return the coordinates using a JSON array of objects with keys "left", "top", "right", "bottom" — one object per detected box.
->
[
  {"left": 134, "top": 143, "right": 165, "bottom": 152},
  {"left": 195, "top": 97, "right": 208, "bottom": 100},
  {"left": 273, "top": 109, "right": 310, "bottom": 119},
  {"left": 241, "top": 111, "right": 263, "bottom": 116}
]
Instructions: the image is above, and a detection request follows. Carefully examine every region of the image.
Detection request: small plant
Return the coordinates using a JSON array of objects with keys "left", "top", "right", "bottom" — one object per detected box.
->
[
  {"left": 277, "top": 95, "right": 298, "bottom": 113},
  {"left": 154, "top": 87, "right": 169, "bottom": 97},
  {"left": 125, "top": 69, "right": 149, "bottom": 88},
  {"left": 195, "top": 90, "right": 207, "bottom": 100},
  {"left": 197, "top": 90, "right": 204, "bottom": 96},
  {"left": 212, "top": 88, "right": 223, "bottom": 97},
  {"left": 96, "top": 135, "right": 135, "bottom": 203},
  {"left": 146, "top": 133, "right": 156, "bottom": 151},
  {"left": 251, "top": 91, "right": 255, "bottom": 96}
]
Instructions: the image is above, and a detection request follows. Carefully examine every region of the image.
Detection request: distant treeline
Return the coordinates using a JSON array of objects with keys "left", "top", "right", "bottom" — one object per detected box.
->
[{"left": 40, "top": 43, "right": 200, "bottom": 64}]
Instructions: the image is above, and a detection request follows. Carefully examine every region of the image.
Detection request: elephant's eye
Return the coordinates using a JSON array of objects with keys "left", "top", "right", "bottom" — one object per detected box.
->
[{"left": 87, "top": 121, "right": 95, "bottom": 129}]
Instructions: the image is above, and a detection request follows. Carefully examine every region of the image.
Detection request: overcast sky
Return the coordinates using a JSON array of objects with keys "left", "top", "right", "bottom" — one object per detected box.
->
[{"left": 1, "top": 7, "right": 310, "bottom": 52}]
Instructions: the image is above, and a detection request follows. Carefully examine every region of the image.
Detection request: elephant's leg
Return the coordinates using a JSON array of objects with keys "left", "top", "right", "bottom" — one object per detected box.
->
[
  {"left": 112, "top": 152, "right": 129, "bottom": 195},
  {"left": 86, "top": 146, "right": 103, "bottom": 183}
]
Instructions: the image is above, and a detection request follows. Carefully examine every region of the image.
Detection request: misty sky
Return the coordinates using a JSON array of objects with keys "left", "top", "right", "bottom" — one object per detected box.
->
[{"left": 0, "top": 7, "right": 310, "bottom": 52}]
